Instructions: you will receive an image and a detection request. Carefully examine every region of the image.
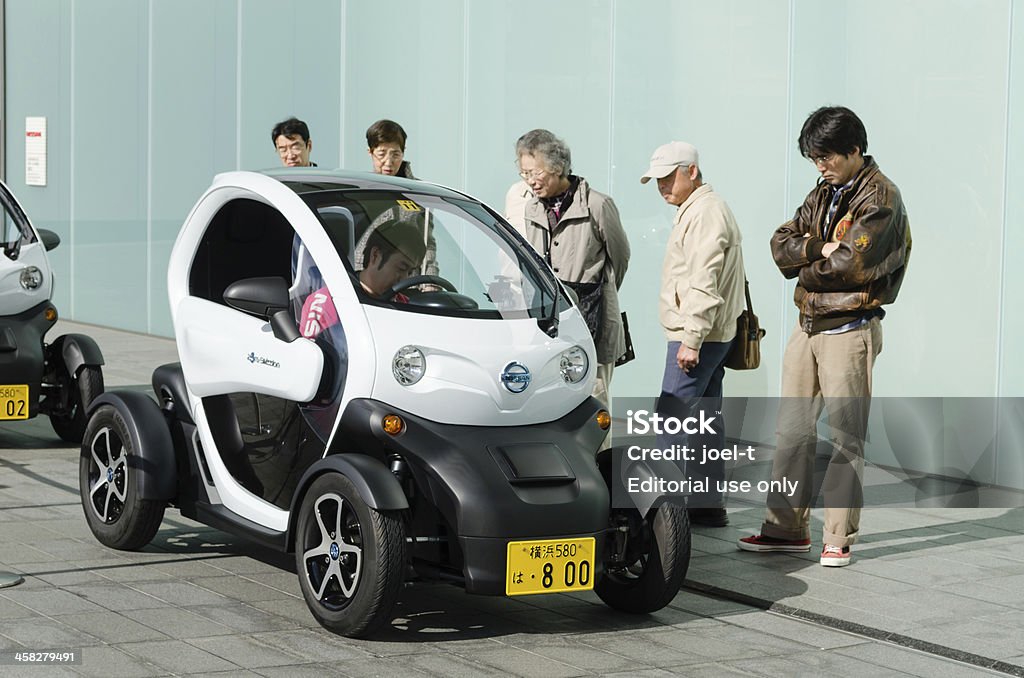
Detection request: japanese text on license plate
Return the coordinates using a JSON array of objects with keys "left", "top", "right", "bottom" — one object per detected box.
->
[{"left": 506, "top": 537, "right": 595, "bottom": 596}]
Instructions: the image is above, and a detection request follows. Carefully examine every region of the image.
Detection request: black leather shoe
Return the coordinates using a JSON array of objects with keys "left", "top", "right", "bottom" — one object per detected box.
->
[{"left": 688, "top": 507, "right": 729, "bottom": 527}]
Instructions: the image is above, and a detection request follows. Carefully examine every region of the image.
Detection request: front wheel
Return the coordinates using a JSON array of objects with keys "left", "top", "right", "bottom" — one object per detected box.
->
[
  {"left": 79, "top": 404, "right": 165, "bottom": 550},
  {"left": 596, "top": 504, "right": 690, "bottom": 614},
  {"left": 294, "top": 473, "right": 406, "bottom": 637},
  {"left": 51, "top": 365, "right": 104, "bottom": 443}
]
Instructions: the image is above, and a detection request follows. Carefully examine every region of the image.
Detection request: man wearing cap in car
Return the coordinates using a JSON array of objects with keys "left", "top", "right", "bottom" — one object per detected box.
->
[{"left": 641, "top": 141, "right": 747, "bottom": 527}]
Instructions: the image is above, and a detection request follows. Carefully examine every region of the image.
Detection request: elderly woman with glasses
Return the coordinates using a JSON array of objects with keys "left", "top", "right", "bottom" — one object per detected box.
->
[{"left": 511, "top": 129, "right": 631, "bottom": 415}]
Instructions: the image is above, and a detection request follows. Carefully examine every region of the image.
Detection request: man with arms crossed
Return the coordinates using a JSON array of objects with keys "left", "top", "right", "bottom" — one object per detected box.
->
[{"left": 738, "top": 106, "right": 911, "bottom": 566}]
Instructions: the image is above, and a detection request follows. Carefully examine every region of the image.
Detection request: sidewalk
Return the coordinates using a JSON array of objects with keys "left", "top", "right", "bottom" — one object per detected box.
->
[{"left": 1, "top": 320, "right": 1022, "bottom": 677}]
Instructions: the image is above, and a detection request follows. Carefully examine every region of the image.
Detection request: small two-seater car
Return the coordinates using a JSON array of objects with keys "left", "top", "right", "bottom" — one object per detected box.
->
[
  {"left": 78, "top": 169, "right": 690, "bottom": 636},
  {"left": 0, "top": 179, "right": 104, "bottom": 442}
]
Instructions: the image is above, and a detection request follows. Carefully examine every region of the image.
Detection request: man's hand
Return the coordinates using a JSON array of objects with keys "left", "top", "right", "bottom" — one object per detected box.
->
[
  {"left": 677, "top": 344, "right": 699, "bottom": 372},
  {"left": 822, "top": 242, "right": 839, "bottom": 257}
]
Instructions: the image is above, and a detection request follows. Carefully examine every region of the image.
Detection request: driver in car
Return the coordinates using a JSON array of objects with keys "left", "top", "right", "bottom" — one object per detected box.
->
[{"left": 300, "top": 219, "right": 427, "bottom": 338}]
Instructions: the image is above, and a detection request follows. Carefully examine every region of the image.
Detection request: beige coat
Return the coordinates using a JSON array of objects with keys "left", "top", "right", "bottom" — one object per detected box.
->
[
  {"left": 520, "top": 177, "right": 630, "bottom": 364},
  {"left": 660, "top": 184, "right": 746, "bottom": 350}
]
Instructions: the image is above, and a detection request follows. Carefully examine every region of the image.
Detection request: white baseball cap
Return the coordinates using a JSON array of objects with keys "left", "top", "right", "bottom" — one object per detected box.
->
[{"left": 640, "top": 141, "right": 700, "bottom": 184}]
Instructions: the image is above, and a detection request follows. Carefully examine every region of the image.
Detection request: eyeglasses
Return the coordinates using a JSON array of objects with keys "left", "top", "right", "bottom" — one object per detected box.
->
[
  {"left": 809, "top": 153, "right": 837, "bottom": 167},
  {"left": 518, "top": 168, "right": 552, "bottom": 182},
  {"left": 276, "top": 141, "right": 308, "bottom": 157},
  {"left": 372, "top": 148, "right": 404, "bottom": 161}
]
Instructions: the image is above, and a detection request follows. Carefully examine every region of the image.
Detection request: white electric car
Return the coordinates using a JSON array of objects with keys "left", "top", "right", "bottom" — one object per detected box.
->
[
  {"left": 0, "top": 179, "right": 104, "bottom": 441},
  {"left": 78, "top": 169, "right": 689, "bottom": 637}
]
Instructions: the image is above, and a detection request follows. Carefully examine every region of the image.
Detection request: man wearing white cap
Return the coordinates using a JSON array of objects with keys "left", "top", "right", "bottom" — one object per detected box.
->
[{"left": 641, "top": 141, "right": 747, "bottom": 527}]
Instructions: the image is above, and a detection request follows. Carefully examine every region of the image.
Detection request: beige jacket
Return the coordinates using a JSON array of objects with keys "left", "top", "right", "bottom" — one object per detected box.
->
[
  {"left": 660, "top": 183, "right": 746, "bottom": 350},
  {"left": 520, "top": 177, "right": 630, "bottom": 364}
]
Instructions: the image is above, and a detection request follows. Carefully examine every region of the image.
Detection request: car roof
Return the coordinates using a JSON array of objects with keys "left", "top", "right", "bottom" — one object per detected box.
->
[{"left": 259, "top": 167, "right": 472, "bottom": 201}]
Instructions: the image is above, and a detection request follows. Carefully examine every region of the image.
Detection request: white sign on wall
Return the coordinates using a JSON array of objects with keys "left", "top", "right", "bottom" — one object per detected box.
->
[{"left": 25, "top": 117, "right": 47, "bottom": 186}]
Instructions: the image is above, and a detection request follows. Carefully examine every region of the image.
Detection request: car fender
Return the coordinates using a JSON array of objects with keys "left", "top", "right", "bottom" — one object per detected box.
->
[
  {"left": 85, "top": 391, "right": 176, "bottom": 501},
  {"left": 287, "top": 454, "right": 409, "bottom": 546},
  {"left": 53, "top": 333, "right": 105, "bottom": 376}
]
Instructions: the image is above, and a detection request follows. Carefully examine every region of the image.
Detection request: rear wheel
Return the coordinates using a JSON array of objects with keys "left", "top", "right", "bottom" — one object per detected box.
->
[
  {"left": 596, "top": 503, "right": 690, "bottom": 613},
  {"left": 51, "top": 365, "right": 104, "bottom": 443},
  {"left": 79, "top": 404, "right": 165, "bottom": 550},
  {"left": 295, "top": 473, "right": 406, "bottom": 637}
]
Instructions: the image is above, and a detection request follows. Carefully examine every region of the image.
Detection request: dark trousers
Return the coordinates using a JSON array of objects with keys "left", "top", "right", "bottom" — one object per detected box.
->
[{"left": 657, "top": 339, "right": 733, "bottom": 508}]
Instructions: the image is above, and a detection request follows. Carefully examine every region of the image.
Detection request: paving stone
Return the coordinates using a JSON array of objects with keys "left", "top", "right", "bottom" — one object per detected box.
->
[
  {"left": 54, "top": 611, "right": 171, "bottom": 644},
  {"left": 63, "top": 582, "right": 171, "bottom": 612},
  {"left": 457, "top": 647, "right": 587, "bottom": 677},
  {"left": 117, "top": 639, "right": 239, "bottom": 674},
  {"left": 122, "top": 607, "right": 235, "bottom": 639},
  {"left": 836, "top": 642, "right": 1010, "bottom": 677},
  {"left": 185, "top": 602, "right": 301, "bottom": 634},
  {"left": 0, "top": 587, "right": 107, "bottom": 615},
  {"left": 248, "top": 629, "right": 371, "bottom": 663},
  {"left": 188, "top": 634, "right": 306, "bottom": 669},
  {"left": 66, "top": 644, "right": 165, "bottom": 677}
]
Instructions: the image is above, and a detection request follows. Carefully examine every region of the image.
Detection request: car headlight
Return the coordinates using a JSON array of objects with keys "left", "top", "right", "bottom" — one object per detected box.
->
[
  {"left": 392, "top": 345, "right": 425, "bottom": 386},
  {"left": 559, "top": 345, "right": 589, "bottom": 384},
  {"left": 20, "top": 266, "right": 43, "bottom": 290}
]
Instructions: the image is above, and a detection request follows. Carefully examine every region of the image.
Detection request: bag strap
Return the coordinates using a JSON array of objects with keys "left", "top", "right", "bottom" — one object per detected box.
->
[{"left": 743, "top": 279, "right": 754, "bottom": 314}]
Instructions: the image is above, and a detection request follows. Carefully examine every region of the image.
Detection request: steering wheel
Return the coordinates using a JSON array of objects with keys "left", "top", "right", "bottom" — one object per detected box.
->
[{"left": 388, "top": 274, "right": 458, "bottom": 297}]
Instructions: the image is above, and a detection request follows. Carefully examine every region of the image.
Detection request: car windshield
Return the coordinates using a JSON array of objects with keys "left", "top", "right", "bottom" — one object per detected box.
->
[{"left": 291, "top": 188, "right": 569, "bottom": 321}]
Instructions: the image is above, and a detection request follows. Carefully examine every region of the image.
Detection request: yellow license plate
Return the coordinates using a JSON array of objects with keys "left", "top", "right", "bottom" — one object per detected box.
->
[
  {"left": 0, "top": 385, "right": 29, "bottom": 420},
  {"left": 506, "top": 536, "right": 595, "bottom": 596}
]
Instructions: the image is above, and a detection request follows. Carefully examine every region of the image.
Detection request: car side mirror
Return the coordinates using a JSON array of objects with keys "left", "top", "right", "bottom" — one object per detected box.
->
[
  {"left": 224, "top": 276, "right": 290, "bottom": 318},
  {"left": 38, "top": 229, "right": 61, "bottom": 251},
  {"left": 223, "top": 276, "right": 299, "bottom": 342}
]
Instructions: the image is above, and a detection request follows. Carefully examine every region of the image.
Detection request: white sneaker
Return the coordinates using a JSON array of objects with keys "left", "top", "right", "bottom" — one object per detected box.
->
[{"left": 820, "top": 544, "right": 851, "bottom": 567}]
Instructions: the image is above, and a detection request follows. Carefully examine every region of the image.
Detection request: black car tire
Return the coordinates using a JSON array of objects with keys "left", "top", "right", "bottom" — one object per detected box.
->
[
  {"left": 79, "top": 404, "right": 165, "bottom": 550},
  {"left": 51, "top": 365, "right": 104, "bottom": 443},
  {"left": 295, "top": 473, "right": 406, "bottom": 637},
  {"left": 596, "top": 503, "right": 691, "bottom": 614}
]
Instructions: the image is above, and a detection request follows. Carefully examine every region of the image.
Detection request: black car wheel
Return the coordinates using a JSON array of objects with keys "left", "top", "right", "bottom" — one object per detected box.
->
[
  {"left": 51, "top": 365, "right": 104, "bottom": 443},
  {"left": 295, "top": 473, "right": 406, "bottom": 637},
  {"left": 79, "top": 404, "right": 165, "bottom": 550},
  {"left": 596, "top": 503, "right": 690, "bottom": 614}
]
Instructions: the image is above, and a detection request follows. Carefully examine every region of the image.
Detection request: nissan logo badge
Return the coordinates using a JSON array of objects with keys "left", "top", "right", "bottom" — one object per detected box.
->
[{"left": 500, "top": 362, "right": 531, "bottom": 393}]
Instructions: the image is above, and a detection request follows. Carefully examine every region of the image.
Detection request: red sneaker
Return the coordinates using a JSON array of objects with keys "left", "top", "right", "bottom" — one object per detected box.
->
[
  {"left": 737, "top": 534, "right": 811, "bottom": 553},
  {"left": 820, "top": 544, "right": 851, "bottom": 567}
]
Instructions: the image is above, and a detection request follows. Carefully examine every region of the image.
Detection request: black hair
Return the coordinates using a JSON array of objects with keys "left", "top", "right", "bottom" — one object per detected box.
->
[
  {"left": 271, "top": 117, "right": 311, "bottom": 145},
  {"left": 366, "top": 119, "right": 408, "bottom": 150},
  {"left": 798, "top": 106, "right": 868, "bottom": 158}
]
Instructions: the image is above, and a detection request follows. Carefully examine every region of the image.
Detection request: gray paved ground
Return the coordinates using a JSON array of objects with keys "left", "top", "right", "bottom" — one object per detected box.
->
[{"left": 0, "top": 321, "right": 1021, "bottom": 677}]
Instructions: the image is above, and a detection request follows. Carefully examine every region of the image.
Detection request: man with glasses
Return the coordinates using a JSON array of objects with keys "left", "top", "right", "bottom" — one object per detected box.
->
[
  {"left": 272, "top": 117, "right": 316, "bottom": 167},
  {"left": 738, "top": 106, "right": 912, "bottom": 567},
  {"left": 641, "top": 141, "right": 748, "bottom": 527}
]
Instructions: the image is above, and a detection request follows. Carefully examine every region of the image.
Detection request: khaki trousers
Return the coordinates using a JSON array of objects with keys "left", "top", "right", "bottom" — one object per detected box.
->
[{"left": 761, "top": 318, "right": 882, "bottom": 547}]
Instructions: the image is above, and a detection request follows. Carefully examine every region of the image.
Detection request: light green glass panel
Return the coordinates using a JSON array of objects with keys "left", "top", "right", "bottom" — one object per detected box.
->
[
  {"left": 4, "top": 0, "right": 73, "bottom": 311},
  {"left": 463, "top": 0, "right": 613, "bottom": 211},
  {"left": 1001, "top": 3, "right": 1024, "bottom": 398},
  {"left": 610, "top": 0, "right": 791, "bottom": 398},
  {"left": 841, "top": 0, "right": 1008, "bottom": 397},
  {"left": 238, "top": 0, "right": 343, "bottom": 171},
  {"left": 343, "top": 0, "right": 465, "bottom": 185},
  {"left": 71, "top": 0, "right": 148, "bottom": 331},
  {"left": 149, "top": 0, "right": 239, "bottom": 336}
]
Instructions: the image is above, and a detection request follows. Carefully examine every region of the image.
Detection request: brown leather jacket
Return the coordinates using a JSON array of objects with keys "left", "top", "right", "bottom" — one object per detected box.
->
[{"left": 770, "top": 157, "right": 911, "bottom": 333}]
